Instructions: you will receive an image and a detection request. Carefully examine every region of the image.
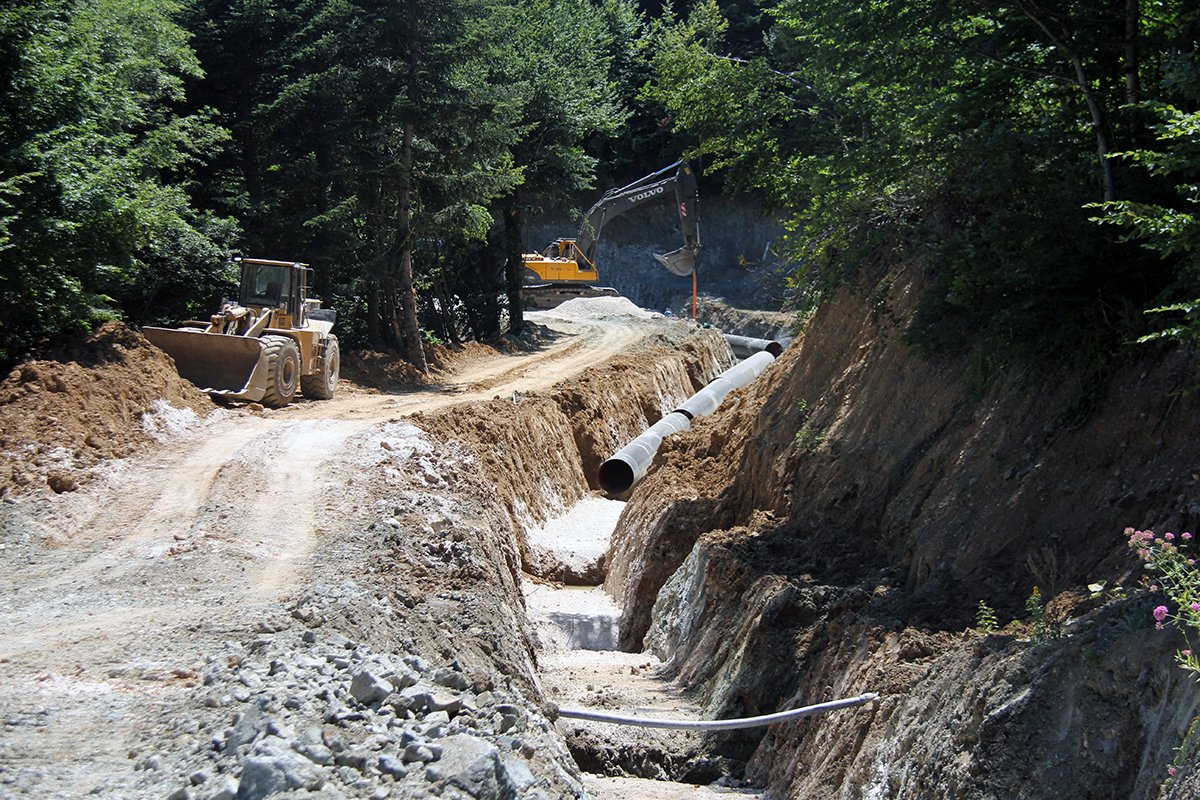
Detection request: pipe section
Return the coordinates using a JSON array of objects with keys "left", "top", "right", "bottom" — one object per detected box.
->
[
  {"left": 598, "top": 350, "right": 776, "bottom": 495},
  {"left": 723, "top": 333, "right": 789, "bottom": 359},
  {"left": 558, "top": 693, "right": 879, "bottom": 731},
  {"left": 674, "top": 350, "right": 775, "bottom": 420},
  {"left": 597, "top": 412, "right": 691, "bottom": 496}
]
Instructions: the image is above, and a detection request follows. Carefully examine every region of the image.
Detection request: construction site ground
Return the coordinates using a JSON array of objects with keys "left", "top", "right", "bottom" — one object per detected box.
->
[
  {"left": 0, "top": 301, "right": 756, "bottom": 800},
  {"left": 5, "top": 267, "right": 1200, "bottom": 800}
]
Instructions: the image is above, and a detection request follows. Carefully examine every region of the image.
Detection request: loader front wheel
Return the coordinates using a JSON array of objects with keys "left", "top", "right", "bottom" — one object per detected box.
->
[
  {"left": 301, "top": 335, "right": 339, "bottom": 400},
  {"left": 260, "top": 335, "right": 300, "bottom": 407}
]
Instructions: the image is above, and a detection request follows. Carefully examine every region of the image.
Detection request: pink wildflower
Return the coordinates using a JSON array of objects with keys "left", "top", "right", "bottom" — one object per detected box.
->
[
  {"left": 1154, "top": 605, "right": 1169, "bottom": 623},
  {"left": 1192, "top": 603, "right": 1200, "bottom": 612},
  {"left": 1184, "top": 650, "right": 1193, "bottom": 657},
  {"left": 1169, "top": 766, "right": 1178, "bottom": 777},
  {"left": 1166, "top": 532, "right": 1175, "bottom": 540},
  {"left": 1184, "top": 532, "right": 1193, "bottom": 540}
]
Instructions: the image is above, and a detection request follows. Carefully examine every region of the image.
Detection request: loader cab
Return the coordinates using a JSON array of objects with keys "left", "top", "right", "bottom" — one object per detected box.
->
[{"left": 237, "top": 258, "right": 309, "bottom": 318}]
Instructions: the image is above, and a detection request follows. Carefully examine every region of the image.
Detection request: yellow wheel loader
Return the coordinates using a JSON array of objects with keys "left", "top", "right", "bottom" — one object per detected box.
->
[{"left": 143, "top": 258, "right": 339, "bottom": 407}]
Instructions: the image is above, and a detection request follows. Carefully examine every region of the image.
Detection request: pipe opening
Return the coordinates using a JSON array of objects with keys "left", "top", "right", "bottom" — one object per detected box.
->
[{"left": 598, "top": 457, "right": 635, "bottom": 495}]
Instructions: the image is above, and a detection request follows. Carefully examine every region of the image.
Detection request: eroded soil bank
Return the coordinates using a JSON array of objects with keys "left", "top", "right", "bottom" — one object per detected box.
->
[{"left": 605, "top": 259, "right": 1200, "bottom": 799}]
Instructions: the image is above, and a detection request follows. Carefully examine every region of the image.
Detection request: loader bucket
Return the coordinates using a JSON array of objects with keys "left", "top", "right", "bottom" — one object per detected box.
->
[
  {"left": 654, "top": 245, "right": 696, "bottom": 277},
  {"left": 142, "top": 327, "right": 269, "bottom": 403}
]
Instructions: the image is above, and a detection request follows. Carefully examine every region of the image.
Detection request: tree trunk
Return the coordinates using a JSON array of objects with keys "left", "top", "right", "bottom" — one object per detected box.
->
[
  {"left": 367, "top": 282, "right": 380, "bottom": 349},
  {"left": 1018, "top": 3, "right": 1116, "bottom": 201},
  {"left": 1124, "top": 0, "right": 1141, "bottom": 106},
  {"left": 433, "top": 272, "right": 461, "bottom": 344},
  {"left": 397, "top": 119, "right": 427, "bottom": 372},
  {"left": 1124, "top": 0, "right": 1144, "bottom": 148},
  {"left": 1069, "top": 50, "right": 1116, "bottom": 201},
  {"left": 503, "top": 192, "right": 524, "bottom": 335}
]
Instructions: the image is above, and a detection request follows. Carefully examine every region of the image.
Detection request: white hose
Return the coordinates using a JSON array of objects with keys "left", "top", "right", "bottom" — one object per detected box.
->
[{"left": 558, "top": 692, "right": 879, "bottom": 731}]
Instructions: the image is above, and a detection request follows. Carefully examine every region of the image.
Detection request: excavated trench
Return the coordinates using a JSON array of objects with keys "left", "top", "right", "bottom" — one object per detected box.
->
[
  {"left": 412, "top": 311, "right": 761, "bottom": 788},
  {"left": 451, "top": 286, "right": 1200, "bottom": 800},
  {"left": 413, "top": 279, "right": 1200, "bottom": 800},
  {"left": 491, "top": 320, "right": 778, "bottom": 787},
  {"left": 524, "top": 502, "right": 750, "bottom": 789}
]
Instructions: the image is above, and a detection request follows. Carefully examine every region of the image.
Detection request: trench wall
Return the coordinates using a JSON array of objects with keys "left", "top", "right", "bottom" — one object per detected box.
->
[
  {"left": 604, "top": 257, "right": 1200, "bottom": 797},
  {"left": 413, "top": 324, "right": 734, "bottom": 573}
]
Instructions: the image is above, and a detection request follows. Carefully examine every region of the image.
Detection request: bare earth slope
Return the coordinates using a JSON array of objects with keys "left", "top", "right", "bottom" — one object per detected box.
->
[{"left": 604, "top": 259, "right": 1200, "bottom": 800}]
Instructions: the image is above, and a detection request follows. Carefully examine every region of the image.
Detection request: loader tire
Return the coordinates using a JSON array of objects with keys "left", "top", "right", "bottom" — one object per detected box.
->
[
  {"left": 301, "top": 335, "right": 339, "bottom": 400},
  {"left": 260, "top": 335, "right": 300, "bottom": 408}
]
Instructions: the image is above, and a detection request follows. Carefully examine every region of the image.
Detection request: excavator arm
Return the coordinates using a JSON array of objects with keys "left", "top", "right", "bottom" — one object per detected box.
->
[
  {"left": 520, "top": 162, "right": 701, "bottom": 308},
  {"left": 575, "top": 161, "right": 700, "bottom": 277}
]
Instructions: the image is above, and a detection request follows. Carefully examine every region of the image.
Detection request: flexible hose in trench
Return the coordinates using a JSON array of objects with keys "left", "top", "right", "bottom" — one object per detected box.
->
[{"left": 558, "top": 692, "right": 879, "bottom": 731}]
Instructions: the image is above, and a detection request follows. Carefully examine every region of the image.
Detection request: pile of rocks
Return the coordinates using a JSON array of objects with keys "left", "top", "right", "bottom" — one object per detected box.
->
[{"left": 155, "top": 625, "right": 582, "bottom": 800}]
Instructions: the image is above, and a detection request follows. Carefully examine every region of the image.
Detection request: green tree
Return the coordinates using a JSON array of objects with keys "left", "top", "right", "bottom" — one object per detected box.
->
[
  {"left": 491, "top": 0, "right": 635, "bottom": 334},
  {"left": 201, "top": 0, "right": 521, "bottom": 366},
  {"left": 0, "top": 0, "right": 237, "bottom": 366},
  {"left": 1091, "top": 52, "right": 1200, "bottom": 354},
  {"left": 649, "top": 0, "right": 1192, "bottom": 374}
]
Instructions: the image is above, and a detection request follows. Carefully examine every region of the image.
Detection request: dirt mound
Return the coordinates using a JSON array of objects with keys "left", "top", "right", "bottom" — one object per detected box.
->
[
  {"left": 674, "top": 295, "right": 795, "bottom": 340},
  {"left": 0, "top": 322, "right": 213, "bottom": 498},
  {"left": 340, "top": 340, "right": 507, "bottom": 393}
]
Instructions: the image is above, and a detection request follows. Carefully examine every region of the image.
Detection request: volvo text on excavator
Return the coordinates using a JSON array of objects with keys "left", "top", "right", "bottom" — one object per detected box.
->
[{"left": 522, "top": 161, "right": 700, "bottom": 309}]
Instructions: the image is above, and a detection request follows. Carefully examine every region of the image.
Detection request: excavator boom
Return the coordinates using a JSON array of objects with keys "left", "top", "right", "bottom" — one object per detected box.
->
[
  {"left": 575, "top": 161, "right": 699, "bottom": 275},
  {"left": 522, "top": 162, "right": 700, "bottom": 307}
]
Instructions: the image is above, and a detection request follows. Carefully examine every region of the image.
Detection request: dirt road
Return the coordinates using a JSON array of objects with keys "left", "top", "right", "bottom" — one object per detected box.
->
[{"left": 0, "top": 305, "right": 678, "bottom": 799}]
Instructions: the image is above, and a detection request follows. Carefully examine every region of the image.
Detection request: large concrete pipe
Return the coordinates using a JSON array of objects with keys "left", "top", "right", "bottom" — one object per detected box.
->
[
  {"left": 598, "top": 350, "right": 777, "bottom": 495},
  {"left": 723, "top": 333, "right": 788, "bottom": 359},
  {"left": 597, "top": 412, "right": 691, "bottom": 495}
]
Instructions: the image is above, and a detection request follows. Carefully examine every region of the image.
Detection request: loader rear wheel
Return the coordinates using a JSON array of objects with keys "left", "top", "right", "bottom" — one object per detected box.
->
[
  {"left": 260, "top": 335, "right": 300, "bottom": 407},
  {"left": 301, "top": 335, "right": 339, "bottom": 400}
]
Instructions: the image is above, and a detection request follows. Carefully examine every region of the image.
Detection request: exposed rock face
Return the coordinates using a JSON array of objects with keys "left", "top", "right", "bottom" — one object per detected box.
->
[{"left": 605, "top": 258, "right": 1200, "bottom": 797}]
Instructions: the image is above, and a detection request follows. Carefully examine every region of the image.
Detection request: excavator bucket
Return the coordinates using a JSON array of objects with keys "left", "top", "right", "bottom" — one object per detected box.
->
[
  {"left": 142, "top": 327, "right": 270, "bottom": 403},
  {"left": 654, "top": 245, "right": 697, "bottom": 277}
]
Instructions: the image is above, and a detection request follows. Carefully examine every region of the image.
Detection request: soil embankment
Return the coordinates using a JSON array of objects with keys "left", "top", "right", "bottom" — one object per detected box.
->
[{"left": 605, "top": 259, "right": 1200, "bottom": 798}]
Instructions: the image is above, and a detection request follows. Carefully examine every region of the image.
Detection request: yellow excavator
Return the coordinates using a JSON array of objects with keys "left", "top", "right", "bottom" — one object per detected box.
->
[
  {"left": 522, "top": 161, "right": 700, "bottom": 309},
  {"left": 143, "top": 258, "right": 339, "bottom": 407}
]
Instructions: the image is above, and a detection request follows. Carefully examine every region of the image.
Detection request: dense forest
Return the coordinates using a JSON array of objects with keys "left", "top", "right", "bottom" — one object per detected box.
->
[{"left": 3, "top": 0, "right": 1200, "bottom": 381}]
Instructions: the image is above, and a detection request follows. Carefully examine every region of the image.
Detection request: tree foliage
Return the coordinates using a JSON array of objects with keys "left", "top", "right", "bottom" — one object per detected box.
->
[
  {"left": 649, "top": 0, "right": 1200, "bottom": 374},
  {"left": 12, "top": 0, "right": 1196, "bottom": 380},
  {"left": 489, "top": 0, "right": 636, "bottom": 333},
  {"left": 0, "top": 0, "right": 237, "bottom": 365},
  {"left": 0, "top": 0, "right": 652, "bottom": 367},
  {"left": 183, "top": 0, "right": 639, "bottom": 353}
]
